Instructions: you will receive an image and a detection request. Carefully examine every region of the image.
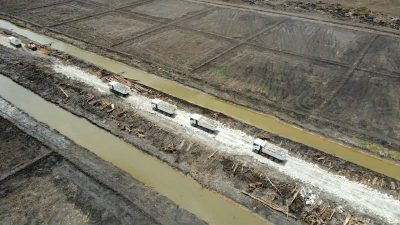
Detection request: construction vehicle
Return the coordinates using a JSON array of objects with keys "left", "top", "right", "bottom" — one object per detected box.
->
[
  {"left": 9, "top": 36, "right": 21, "bottom": 48},
  {"left": 151, "top": 99, "right": 177, "bottom": 116},
  {"left": 108, "top": 81, "right": 130, "bottom": 97},
  {"left": 190, "top": 114, "right": 218, "bottom": 133},
  {"left": 27, "top": 42, "right": 37, "bottom": 51},
  {"left": 252, "top": 138, "right": 288, "bottom": 162}
]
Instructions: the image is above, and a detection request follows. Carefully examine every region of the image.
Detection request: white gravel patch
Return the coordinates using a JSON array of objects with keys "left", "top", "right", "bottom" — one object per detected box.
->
[{"left": 53, "top": 63, "right": 108, "bottom": 93}]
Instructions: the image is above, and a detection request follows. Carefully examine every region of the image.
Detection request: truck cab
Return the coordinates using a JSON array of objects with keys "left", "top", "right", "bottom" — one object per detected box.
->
[
  {"left": 252, "top": 138, "right": 265, "bottom": 154},
  {"left": 190, "top": 114, "right": 201, "bottom": 126},
  {"left": 252, "top": 138, "right": 288, "bottom": 162},
  {"left": 151, "top": 99, "right": 161, "bottom": 111},
  {"left": 9, "top": 36, "right": 22, "bottom": 48}
]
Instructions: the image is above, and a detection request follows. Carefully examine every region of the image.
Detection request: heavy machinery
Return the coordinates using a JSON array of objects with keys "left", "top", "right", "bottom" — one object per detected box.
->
[
  {"left": 190, "top": 114, "right": 218, "bottom": 133},
  {"left": 151, "top": 99, "right": 177, "bottom": 116},
  {"left": 108, "top": 81, "right": 130, "bottom": 97},
  {"left": 9, "top": 36, "right": 21, "bottom": 48},
  {"left": 252, "top": 138, "right": 288, "bottom": 162}
]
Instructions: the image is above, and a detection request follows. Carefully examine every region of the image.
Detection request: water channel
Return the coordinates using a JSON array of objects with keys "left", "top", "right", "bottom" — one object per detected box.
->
[
  {"left": 0, "top": 19, "right": 398, "bottom": 180},
  {"left": 0, "top": 74, "right": 272, "bottom": 225}
]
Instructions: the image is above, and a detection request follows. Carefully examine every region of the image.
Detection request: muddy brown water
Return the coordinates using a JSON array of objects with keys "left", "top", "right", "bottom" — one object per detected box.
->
[
  {"left": 0, "top": 74, "right": 272, "bottom": 225},
  {"left": 0, "top": 19, "right": 399, "bottom": 180}
]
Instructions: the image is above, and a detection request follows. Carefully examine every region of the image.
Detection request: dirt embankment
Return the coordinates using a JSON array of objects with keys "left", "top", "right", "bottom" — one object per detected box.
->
[
  {"left": 217, "top": 0, "right": 400, "bottom": 30},
  {"left": 41, "top": 40, "right": 400, "bottom": 198},
  {"left": 0, "top": 118, "right": 156, "bottom": 225},
  {"left": 1, "top": 12, "right": 398, "bottom": 163},
  {"left": 0, "top": 43, "right": 395, "bottom": 224},
  {"left": 0, "top": 102, "right": 206, "bottom": 225},
  {"left": 0, "top": 118, "right": 50, "bottom": 178}
]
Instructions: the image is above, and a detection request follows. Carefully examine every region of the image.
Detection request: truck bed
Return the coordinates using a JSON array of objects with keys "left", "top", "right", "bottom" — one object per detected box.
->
[{"left": 261, "top": 141, "right": 288, "bottom": 161}]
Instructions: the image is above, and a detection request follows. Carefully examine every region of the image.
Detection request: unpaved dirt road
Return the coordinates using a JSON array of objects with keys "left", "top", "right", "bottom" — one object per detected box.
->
[
  {"left": 0, "top": 36, "right": 399, "bottom": 224},
  {"left": 1, "top": 0, "right": 400, "bottom": 222},
  {"left": 1, "top": 0, "right": 399, "bottom": 164},
  {"left": 53, "top": 53, "right": 400, "bottom": 225},
  {"left": 2, "top": 18, "right": 399, "bottom": 182}
]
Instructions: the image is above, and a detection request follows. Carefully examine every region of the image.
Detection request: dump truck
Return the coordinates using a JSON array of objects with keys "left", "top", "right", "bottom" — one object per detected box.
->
[
  {"left": 108, "top": 81, "right": 130, "bottom": 96},
  {"left": 190, "top": 114, "right": 218, "bottom": 133},
  {"left": 9, "top": 36, "right": 21, "bottom": 48},
  {"left": 151, "top": 99, "right": 177, "bottom": 116},
  {"left": 252, "top": 138, "right": 288, "bottom": 162}
]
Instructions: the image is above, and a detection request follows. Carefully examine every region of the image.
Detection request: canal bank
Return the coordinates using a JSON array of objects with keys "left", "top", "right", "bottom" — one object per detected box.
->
[
  {"left": 0, "top": 115, "right": 203, "bottom": 225},
  {"left": 0, "top": 75, "right": 274, "bottom": 225},
  {"left": 0, "top": 42, "right": 399, "bottom": 224},
  {"left": 0, "top": 19, "right": 398, "bottom": 180}
]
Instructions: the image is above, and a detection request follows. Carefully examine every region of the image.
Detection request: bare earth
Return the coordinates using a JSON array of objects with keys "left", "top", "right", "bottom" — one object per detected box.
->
[
  {"left": 1, "top": 0, "right": 399, "bottom": 158},
  {"left": 0, "top": 109, "right": 205, "bottom": 225}
]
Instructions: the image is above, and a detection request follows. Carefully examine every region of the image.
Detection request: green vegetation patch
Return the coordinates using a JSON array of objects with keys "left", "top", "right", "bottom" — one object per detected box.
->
[{"left": 358, "top": 139, "right": 400, "bottom": 161}]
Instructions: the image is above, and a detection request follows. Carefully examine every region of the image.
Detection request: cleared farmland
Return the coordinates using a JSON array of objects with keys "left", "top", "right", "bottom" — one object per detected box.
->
[{"left": 1, "top": 0, "right": 399, "bottom": 169}]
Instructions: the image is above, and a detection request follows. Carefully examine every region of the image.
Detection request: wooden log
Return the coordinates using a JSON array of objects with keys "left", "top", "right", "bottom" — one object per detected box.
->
[
  {"left": 207, "top": 150, "right": 217, "bottom": 159},
  {"left": 288, "top": 187, "right": 300, "bottom": 207},
  {"left": 329, "top": 209, "right": 336, "bottom": 221},
  {"left": 233, "top": 162, "right": 240, "bottom": 175},
  {"left": 343, "top": 214, "right": 351, "bottom": 225},
  {"left": 241, "top": 191, "right": 296, "bottom": 219},
  {"left": 262, "top": 173, "right": 282, "bottom": 196},
  {"left": 59, "top": 87, "right": 69, "bottom": 98},
  {"left": 319, "top": 205, "right": 327, "bottom": 216}
]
